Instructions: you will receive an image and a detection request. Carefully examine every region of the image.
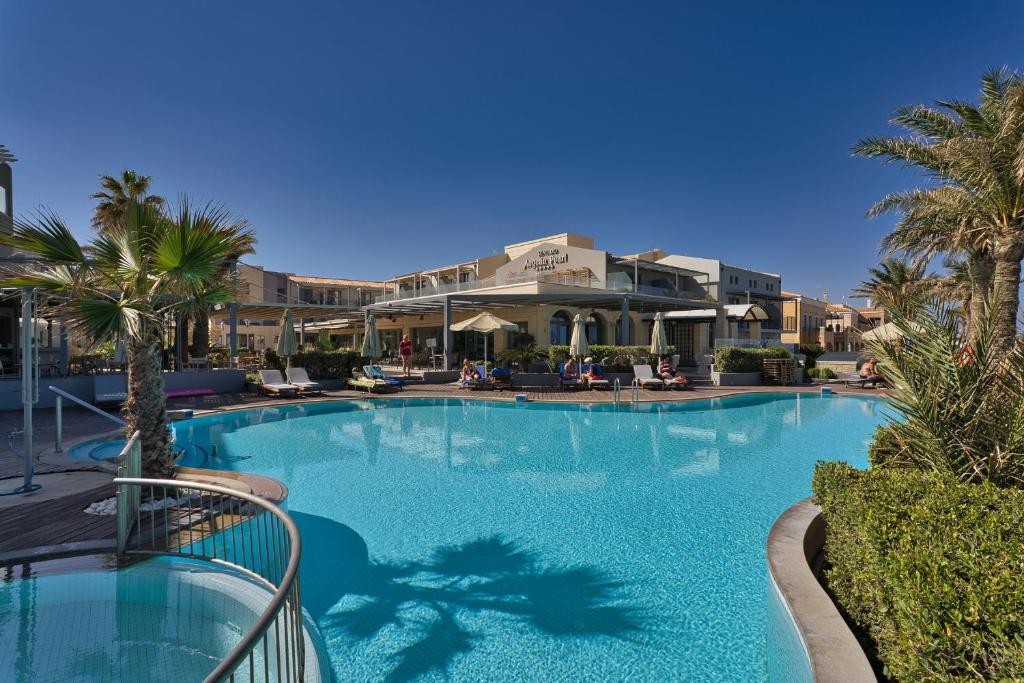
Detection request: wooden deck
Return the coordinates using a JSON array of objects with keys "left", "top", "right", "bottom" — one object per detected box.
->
[{"left": 0, "top": 481, "right": 116, "bottom": 556}]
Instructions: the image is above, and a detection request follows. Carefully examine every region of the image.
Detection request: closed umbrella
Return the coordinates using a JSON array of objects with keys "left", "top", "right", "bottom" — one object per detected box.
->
[
  {"left": 276, "top": 309, "right": 298, "bottom": 367},
  {"left": 449, "top": 312, "right": 519, "bottom": 372},
  {"left": 651, "top": 312, "right": 670, "bottom": 358},
  {"left": 361, "top": 315, "right": 381, "bottom": 360},
  {"left": 569, "top": 314, "right": 589, "bottom": 360},
  {"left": 113, "top": 338, "right": 127, "bottom": 367}
]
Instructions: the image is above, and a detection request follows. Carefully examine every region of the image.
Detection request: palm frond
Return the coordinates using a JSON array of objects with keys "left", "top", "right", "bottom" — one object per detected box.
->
[{"left": 0, "top": 211, "right": 86, "bottom": 262}]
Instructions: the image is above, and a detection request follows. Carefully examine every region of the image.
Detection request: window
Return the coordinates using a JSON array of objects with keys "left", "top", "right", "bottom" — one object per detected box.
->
[
  {"left": 549, "top": 311, "right": 571, "bottom": 345},
  {"left": 584, "top": 313, "right": 606, "bottom": 344}
]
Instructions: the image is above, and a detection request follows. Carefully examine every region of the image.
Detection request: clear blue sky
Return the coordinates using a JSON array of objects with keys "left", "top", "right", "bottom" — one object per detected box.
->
[{"left": 4, "top": 1, "right": 1022, "bottom": 301}]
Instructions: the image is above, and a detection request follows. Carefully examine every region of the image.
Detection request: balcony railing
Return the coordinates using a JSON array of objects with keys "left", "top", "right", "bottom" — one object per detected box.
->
[{"left": 371, "top": 271, "right": 708, "bottom": 304}]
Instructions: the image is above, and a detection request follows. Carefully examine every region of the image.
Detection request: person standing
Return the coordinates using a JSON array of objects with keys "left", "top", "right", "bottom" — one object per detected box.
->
[{"left": 399, "top": 334, "right": 413, "bottom": 376}]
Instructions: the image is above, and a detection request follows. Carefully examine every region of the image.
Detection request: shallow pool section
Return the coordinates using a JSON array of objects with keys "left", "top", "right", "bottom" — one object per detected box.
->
[
  {"left": 169, "top": 394, "right": 885, "bottom": 681},
  {"left": 0, "top": 555, "right": 273, "bottom": 681},
  {"left": 67, "top": 436, "right": 127, "bottom": 462}
]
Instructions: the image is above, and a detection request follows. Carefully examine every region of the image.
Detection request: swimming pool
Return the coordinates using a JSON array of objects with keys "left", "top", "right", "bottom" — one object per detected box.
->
[
  {"left": 175, "top": 394, "right": 883, "bottom": 680},
  {"left": 0, "top": 555, "right": 277, "bottom": 681}
]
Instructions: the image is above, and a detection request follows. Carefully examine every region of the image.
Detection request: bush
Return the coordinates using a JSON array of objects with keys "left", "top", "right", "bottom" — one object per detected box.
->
[
  {"left": 290, "top": 350, "right": 367, "bottom": 379},
  {"left": 813, "top": 462, "right": 1024, "bottom": 681},
  {"left": 806, "top": 366, "right": 836, "bottom": 380},
  {"left": 799, "top": 344, "right": 825, "bottom": 369},
  {"left": 713, "top": 346, "right": 791, "bottom": 373}
]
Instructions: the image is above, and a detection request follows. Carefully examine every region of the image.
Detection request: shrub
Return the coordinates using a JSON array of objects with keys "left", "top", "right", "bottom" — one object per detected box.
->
[
  {"left": 806, "top": 366, "right": 836, "bottom": 380},
  {"left": 289, "top": 350, "right": 366, "bottom": 379},
  {"left": 713, "top": 346, "right": 791, "bottom": 373},
  {"left": 813, "top": 462, "right": 1024, "bottom": 681}
]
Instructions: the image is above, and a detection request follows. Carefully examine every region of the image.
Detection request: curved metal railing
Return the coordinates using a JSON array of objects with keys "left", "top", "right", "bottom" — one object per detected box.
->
[{"left": 113, "top": 475, "right": 305, "bottom": 682}]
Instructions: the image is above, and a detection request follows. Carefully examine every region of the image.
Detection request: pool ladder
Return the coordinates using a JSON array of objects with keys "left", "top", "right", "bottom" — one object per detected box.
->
[
  {"left": 631, "top": 378, "right": 641, "bottom": 403},
  {"left": 613, "top": 378, "right": 621, "bottom": 404}
]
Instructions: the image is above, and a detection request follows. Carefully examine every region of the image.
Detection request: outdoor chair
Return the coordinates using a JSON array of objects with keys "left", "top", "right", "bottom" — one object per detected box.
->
[
  {"left": 286, "top": 367, "right": 324, "bottom": 394},
  {"left": 366, "top": 365, "right": 405, "bottom": 390},
  {"left": 632, "top": 364, "right": 667, "bottom": 390},
  {"left": 582, "top": 363, "right": 610, "bottom": 390},
  {"left": 558, "top": 363, "right": 584, "bottom": 390},
  {"left": 258, "top": 369, "right": 299, "bottom": 397},
  {"left": 490, "top": 367, "right": 512, "bottom": 389},
  {"left": 462, "top": 365, "right": 494, "bottom": 390}
]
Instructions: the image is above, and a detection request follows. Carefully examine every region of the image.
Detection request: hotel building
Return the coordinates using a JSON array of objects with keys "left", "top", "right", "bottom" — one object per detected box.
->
[{"left": 296, "top": 233, "right": 782, "bottom": 369}]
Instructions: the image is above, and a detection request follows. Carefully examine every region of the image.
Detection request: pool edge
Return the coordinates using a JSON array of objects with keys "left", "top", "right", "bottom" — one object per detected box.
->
[{"left": 766, "top": 497, "right": 876, "bottom": 683}]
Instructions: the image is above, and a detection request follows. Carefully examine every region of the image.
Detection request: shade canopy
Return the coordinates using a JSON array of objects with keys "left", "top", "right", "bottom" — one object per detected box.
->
[
  {"left": 361, "top": 315, "right": 381, "bottom": 358},
  {"left": 650, "top": 311, "right": 670, "bottom": 356},
  {"left": 449, "top": 312, "right": 519, "bottom": 334},
  {"left": 449, "top": 313, "right": 518, "bottom": 371},
  {"left": 276, "top": 309, "right": 297, "bottom": 361},
  {"left": 569, "top": 313, "right": 589, "bottom": 359},
  {"left": 861, "top": 321, "right": 906, "bottom": 344}
]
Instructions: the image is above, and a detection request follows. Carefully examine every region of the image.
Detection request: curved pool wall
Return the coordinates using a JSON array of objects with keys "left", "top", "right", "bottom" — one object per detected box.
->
[{"left": 129, "top": 392, "right": 887, "bottom": 681}]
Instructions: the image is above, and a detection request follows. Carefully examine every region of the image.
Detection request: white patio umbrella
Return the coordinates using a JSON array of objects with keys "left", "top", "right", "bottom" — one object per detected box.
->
[
  {"left": 449, "top": 312, "right": 519, "bottom": 371},
  {"left": 861, "top": 321, "right": 905, "bottom": 344},
  {"left": 650, "top": 312, "right": 670, "bottom": 358},
  {"left": 361, "top": 315, "right": 381, "bottom": 359},
  {"left": 276, "top": 309, "right": 298, "bottom": 367},
  {"left": 569, "top": 314, "right": 589, "bottom": 360}
]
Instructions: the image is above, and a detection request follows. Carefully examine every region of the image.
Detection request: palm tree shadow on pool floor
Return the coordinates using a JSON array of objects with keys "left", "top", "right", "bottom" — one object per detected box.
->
[{"left": 302, "top": 525, "right": 649, "bottom": 683}]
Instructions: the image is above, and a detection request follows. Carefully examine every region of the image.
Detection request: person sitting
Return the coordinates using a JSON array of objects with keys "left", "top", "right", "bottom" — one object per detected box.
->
[
  {"left": 460, "top": 358, "right": 480, "bottom": 383},
  {"left": 658, "top": 356, "right": 676, "bottom": 380},
  {"left": 858, "top": 357, "right": 883, "bottom": 387},
  {"left": 563, "top": 358, "right": 580, "bottom": 380}
]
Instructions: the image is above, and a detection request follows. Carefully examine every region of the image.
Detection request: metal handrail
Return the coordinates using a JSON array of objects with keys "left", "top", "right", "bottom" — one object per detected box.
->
[
  {"left": 631, "top": 378, "right": 640, "bottom": 403},
  {"left": 113, "top": 475, "right": 305, "bottom": 683},
  {"left": 612, "top": 378, "right": 621, "bottom": 404},
  {"left": 115, "top": 432, "right": 142, "bottom": 554},
  {"left": 49, "top": 385, "right": 125, "bottom": 453}
]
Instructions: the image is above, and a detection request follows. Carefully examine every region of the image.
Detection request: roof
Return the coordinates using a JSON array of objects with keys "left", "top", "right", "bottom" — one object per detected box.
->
[
  {"left": 646, "top": 303, "right": 768, "bottom": 322},
  {"left": 288, "top": 275, "right": 383, "bottom": 288},
  {"left": 826, "top": 303, "right": 855, "bottom": 312}
]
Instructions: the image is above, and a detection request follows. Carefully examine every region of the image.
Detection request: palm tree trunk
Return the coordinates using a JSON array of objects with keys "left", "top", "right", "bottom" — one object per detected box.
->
[
  {"left": 992, "top": 242, "right": 1023, "bottom": 353},
  {"left": 190, "top": 308, "right": 210, "bottom": 359},
  {"left": 967, "top": 252, "right": 995, "bottom": 342},
  {"left": 126, "top": 332, "right": 174, "bottom": 477}
]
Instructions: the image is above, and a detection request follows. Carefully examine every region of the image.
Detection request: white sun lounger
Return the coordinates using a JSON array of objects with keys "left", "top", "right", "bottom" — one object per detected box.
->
[
  {"left": 286, "top": 367, "right": 323, "bottom": 394},
  {"left": 633, "top": 364, "right": 667, "bottom": 389},
  {"left": 258, "top": 370, "right": 299, "bottom": 397}
]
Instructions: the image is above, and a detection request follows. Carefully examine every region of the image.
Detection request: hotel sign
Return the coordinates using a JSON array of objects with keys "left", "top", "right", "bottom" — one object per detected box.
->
[
  {"left": 495, "top": 242, "right": 608, "bottom": 285},
  {"left": 523, "top": 248, "right": 570, "bottom": 273}
]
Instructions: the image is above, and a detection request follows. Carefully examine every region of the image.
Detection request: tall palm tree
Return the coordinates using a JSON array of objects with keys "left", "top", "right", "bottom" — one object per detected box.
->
[
  {"left": 872, "top": 186, "right": 994, "bottom": 337},
  {"left": 853, "top": 258, "right": 933, "bottom": 317},
  {"left": 90, "top": 170, "right": 165, "bottom": 230},
  {"left": 0, "top": 200, "right": 254, "bottom": 476},
  {"left": 854, "top": 68, "right": 1024, "bottom": 351}
]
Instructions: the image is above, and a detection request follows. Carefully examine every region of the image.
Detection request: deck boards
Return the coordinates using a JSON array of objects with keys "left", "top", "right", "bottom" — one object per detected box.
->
[{"left": 0, "top": 482, "right": 116, "bottom": 553}]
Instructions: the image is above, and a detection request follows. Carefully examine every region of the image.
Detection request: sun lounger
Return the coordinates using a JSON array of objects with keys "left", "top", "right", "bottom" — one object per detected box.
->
[
  {"left": 462, "top": 365, "right": 494, "bottom": 390},
  {"left": 490, "top": 367, "right": 512, "bottom": 389},
  {"left": 366, "top": 365, "right": 405, "bottom": 390},
  {"left": 837, "top": 373, "right": 884, "bottom": 388},
  {"left": 632, "top": 364, "right": 667, "bottom": 390},
  {"left": 258, "top": 370, "right": 299, "bottom": 397},
  {"left": 94, "top": 374, "right": 128, "bottom": 404},
  {"left": 581, "top": 363, "right": 610, "bottom": 390},
  {"left": 348, "top": 369, "right": 398, "bottom": 393},
  {"left": 287, "top": 367, "right": 324, "bottom": 394}
]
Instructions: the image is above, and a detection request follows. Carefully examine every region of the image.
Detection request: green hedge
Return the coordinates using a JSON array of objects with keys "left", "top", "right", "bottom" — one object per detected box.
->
[
  {"left": 265, "top": 349, "right": 368, "bottom": 379},
  {"left": 812, "top": 462, "right": 1024, "bottom": 681},
  {"left": 713, "top": 346, "right": 791, "bottom": 373},
  {"left": 806, "top": 366, "right": 836, "bottom": 379},
  {"left": 547, "top": 344, "right": 673, "bottom": 362}
]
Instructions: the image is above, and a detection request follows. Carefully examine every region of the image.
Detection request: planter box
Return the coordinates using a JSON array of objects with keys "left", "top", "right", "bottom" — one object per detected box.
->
[
  {"left": 711, "top": 370, "right": 762, "bottom": 387},
  {"left": 511, "top": 373, "right": 560, "bottom": 388},
  {"left": 422, "top": 371, "right": 460, "bottom": 384},
  {"left": 604, "top": 372, "right": 635, "bottom": 387}
]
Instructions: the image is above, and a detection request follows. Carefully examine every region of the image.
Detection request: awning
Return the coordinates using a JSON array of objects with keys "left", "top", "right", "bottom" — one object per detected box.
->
[
  {"left": 642, "top": 303, "right": 769, "bottom": 322},
  {"left": 210, "top": 302, "right": 362, "bottom": 321}
]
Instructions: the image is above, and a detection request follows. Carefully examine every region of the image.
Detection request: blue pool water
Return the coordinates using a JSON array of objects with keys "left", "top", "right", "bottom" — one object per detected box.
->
[
  {"left": 0, "top": 556, "right": 274, "bottom": 681},
  {"left": 167, "top": 393, "right": 885, "bottom": 681}
]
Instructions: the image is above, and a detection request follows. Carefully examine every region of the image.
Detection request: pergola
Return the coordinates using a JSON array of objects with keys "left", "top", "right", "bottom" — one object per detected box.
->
[
  {"left": 210, "top": 301, "right": 365, "bottom": 359},
  {"left": 364, "top": 282, "right": 724, "bottom": 369}
]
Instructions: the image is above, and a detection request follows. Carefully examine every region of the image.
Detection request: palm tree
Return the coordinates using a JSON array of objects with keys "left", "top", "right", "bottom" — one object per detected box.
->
[
  {"left": 854, "top": 68, "right": 1024, "bottom": 351},
  {"left": 0, "top": 200, "right": 254, "bottom": 476},
  {"left": 90, "top": 170, "right": 165, "bottom": 230},
  {"left": 853, "top": 258, "right": 933, "bottom": 317}
]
